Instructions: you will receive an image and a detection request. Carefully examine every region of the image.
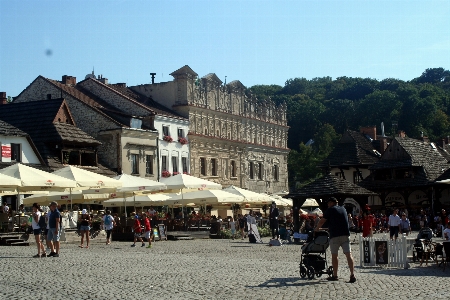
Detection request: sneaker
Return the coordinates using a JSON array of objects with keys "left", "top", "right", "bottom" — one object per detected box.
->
[
  {"left": 349, "top": 275, "right": 356, "bottom": 283},
  {"left": 53, "top": 253, "right": 59, "bottom": 257},
  {"left": 48, "top": 252, "right": 56, "bottom": 257},
  {"left": 146, "top": 245, "right": 152, "bottom": 248},
  {"left": 141, "top": 243, "right": 145, "bottom": 247},
  {"left": 131, "top": 244, "right": 136, "bottom": 247},
  {"left": 327, "top": 276, "right": 339, "bottom": 281}
]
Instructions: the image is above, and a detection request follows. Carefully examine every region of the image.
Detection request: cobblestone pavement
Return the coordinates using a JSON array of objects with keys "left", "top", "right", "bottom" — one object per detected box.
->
[{"left": 0, "top": 234, "right": 448, "bottom": 300}]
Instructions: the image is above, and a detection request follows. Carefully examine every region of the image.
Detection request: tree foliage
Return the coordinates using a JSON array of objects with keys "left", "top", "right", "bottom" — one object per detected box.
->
[{"left": 250, "top": 67, "right": 450, "bottom": 189}]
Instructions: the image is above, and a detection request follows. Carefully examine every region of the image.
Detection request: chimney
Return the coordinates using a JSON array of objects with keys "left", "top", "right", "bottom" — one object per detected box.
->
[
  {"left": 379, "top": 137, "right": 388, "bottom": 154},
  {"left": 398, "top": 130, "right": 406, "bottom": 138},
  {"left": 61, "top": 75, "right": 76, "bottom": 85},
  {"left": 98, "top": 77, "right": 108, "bottom": 84},
  {"left": 116, "top": 83, "right": 126, "bottom": 87},
  {"left": 360, "top": 125, "right": 377, "bottom": 140},
  {"left": 0, "top": 92, "right": 7, "bottom": 104},
  {"left": 420, "top": 136, "right": 429, "bottom": 143},
  {"left": 150, "top": 73, "right": 156, "bottom": 84}
]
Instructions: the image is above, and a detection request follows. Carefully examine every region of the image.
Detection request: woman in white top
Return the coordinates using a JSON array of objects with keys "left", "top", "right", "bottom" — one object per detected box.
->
[{"left": 31, "top": 203, "right": 45, "bottom": 258}]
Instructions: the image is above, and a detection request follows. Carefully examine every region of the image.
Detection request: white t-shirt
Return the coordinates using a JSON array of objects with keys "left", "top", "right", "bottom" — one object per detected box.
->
[
  {"left": 147, "top": 209, "right": 157, "bottom": 216},
  {"left": 229, "top": 221, "right": 236, "bottom": 230},
  {"left": 388, "top": 214, "right": 401, "bottom": 227},
  {"left": 102, "top": 215, "right": 114, "bottom": 230},
  {"left": 3, "top": 205, "right": 9, "bottom": 213},
  {"left": 443, "top": 228, "right": 450, "bottom": 240},
  {"left": 31, "top": 211, "right": 41, "bottom": 230}
]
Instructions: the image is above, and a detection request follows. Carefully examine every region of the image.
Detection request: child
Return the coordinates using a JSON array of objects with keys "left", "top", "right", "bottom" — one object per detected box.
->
[
  {"left": 229, "top": 217, "right": 236, "bottom": 240},
  {"left": 131, "top": 215, "right": 145, "bottom": 247},
  {"left": 142, "top": 213, "right": 152, "bottom": 248}
]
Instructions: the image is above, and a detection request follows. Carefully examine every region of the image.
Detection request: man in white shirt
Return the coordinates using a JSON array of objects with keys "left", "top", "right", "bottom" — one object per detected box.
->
[
  {"left": 3, "top": 202, "right": 9, "bottom": 214},
  {"left": 443, "top": 223, "right": 450, "bottom": 241},
  {"left": 388, "top": 209, "right": 401, "bottom": 240}
]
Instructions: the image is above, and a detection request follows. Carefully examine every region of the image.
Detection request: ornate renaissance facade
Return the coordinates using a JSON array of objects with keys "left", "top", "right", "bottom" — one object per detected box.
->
[{"left": 131, "top": 65, "right": 289, "bottom": 193}]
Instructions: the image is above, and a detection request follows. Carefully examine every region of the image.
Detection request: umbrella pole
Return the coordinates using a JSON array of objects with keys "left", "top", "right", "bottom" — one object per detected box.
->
[
  {"left": 124, "top": 193, "right": 127, "bottom": 228},
  {"left": 70, "top": 188, "right": 73, "bottom": 211}
]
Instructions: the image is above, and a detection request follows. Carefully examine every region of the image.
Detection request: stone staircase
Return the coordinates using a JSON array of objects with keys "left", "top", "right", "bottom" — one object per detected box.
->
[{"left": 0, "top": 233, "right": 30, "bottom": 246}]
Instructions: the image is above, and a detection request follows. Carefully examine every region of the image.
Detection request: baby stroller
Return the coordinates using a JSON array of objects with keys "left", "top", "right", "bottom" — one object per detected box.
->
[
  {"left": 299, "top": 231, "right": 333, "bottom": 280},
  {"left": 412, "top": 227, "right": 433, "bottom": 262}
]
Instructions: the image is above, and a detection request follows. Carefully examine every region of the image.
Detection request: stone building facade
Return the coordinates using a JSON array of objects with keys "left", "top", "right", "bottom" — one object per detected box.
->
[
  {"left": 131, "top": 65, "right": 289, "bottom": 193},
  {"left": 12, "top": 76, "right": 159, "bottom": 177}
]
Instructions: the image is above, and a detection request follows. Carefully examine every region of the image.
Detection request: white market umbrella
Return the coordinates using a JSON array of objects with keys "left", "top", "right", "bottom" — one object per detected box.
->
[
  {"left": 52, "top": 165, "right": 122, "bottom": 209},
  {"left": 160, "top": 173, "right": 222, "bottom": 190},
  {"left": 223, "top": 186, "right": 271, "bottom": 204},
  {"left": 103, "top": 194, "right": 172, "bottom": 207},
  {"left": 0, "top": 163, "right": 77, "bottom": 210},
  {"left": 23, "top": 190, "right": 110, "bottom": 206},
  {"left": 0, "top": 173, "right": 21, "bottom": 189},
  {"left": 164, "top": 190, "right": 244, "bottom": 205},
  {"left": 110, "top": 174, "right": 167, "bottom": 224},
  {"left": 301, "top": 198, "right": 319, "bottom": 208}
]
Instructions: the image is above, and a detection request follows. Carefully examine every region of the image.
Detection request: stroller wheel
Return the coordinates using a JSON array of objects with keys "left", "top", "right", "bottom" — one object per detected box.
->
[
  {"left": 316, "top": 271, "right": 322, "bottom": 278},
  {"left": 307, "top": 266, "right": 315, "bottom": 280},
  {"left": 327, "top": 266, "right": 333, "bottom": 277},
  {"left": 300, "top": 266, "right": 307, "bottom": 278}
]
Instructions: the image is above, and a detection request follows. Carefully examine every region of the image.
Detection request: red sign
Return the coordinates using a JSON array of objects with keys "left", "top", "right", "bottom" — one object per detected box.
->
[{"left": 2, "top": 145, "right": 11, "bottom": 158}]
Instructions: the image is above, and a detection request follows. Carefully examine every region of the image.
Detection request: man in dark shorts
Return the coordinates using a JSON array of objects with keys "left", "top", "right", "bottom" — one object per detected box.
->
[{"left": 314, "top": 197, "right": 356, "bottom": 283}]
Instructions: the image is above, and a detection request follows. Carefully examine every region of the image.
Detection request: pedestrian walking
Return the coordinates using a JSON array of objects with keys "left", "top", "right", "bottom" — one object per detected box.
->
[
  {"left": 79, "top": 209, "right": 91, "bottom": 248},
  {"left": 142, "top": 213, "right": 152, "bottom": 248},
  {"left": 229, "top": 217, "right": 236, "bottom": 240},
  {"left": 269, "top": 201, "right": 280, "bottom": 239},
  {"left": 31, "top": 203, "right": 45, "bottom": 258},
  {"left": 102, "top": 210, "right": 115, "bottom": 245},
  {"left": 400, "top": 213, "right": 411, "bottom": 236},
  {"left": 361, "top": 211, "right": 373, "bottom": 238},
  {"left": 131, "top": 215, "right": 145, "bottom": 247},
  {"left": 47, "top": 201, "right": 61, "bottom": 257},
  {"left": 314, "top": 197, "right": 356, "bottom": 283},
  {"left": 388, "top": 209, "right": 401, "bottom": 240},
  {"left": 238, "top": 214, "right": 246, "bottom": 240}
]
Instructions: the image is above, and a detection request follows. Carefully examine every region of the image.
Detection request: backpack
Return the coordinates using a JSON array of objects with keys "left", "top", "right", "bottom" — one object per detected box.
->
[
  {"left": 104, "top": 215, "right": 112, "bottom": 226},
  {"left": 38, "top": 215, "right": 46, "bottom": 229}
]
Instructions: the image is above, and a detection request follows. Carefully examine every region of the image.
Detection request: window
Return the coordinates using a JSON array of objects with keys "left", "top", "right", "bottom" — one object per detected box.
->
[
  {"left": 162, "top": 126, "right": 169, "bottom": 137},
  {"left": 249, "top": 162, "right": 254, "bottom": 179},
  {"left": 11, "top": 143, "right": 21, "bottom": 162},
  {"left": 211, "top": 158, "right": 217, "bottom": 176},
  {"left": 258, "top": 162, "right": 263, "bottom": 180},
  {"left": 353, "top": 171, "right": 360, "bottom": 183},
  {"left": 182, "top": 157, "right": 188, "bottom": 173},
  {"left": 200, "top": 158, "right": 206, "bottom": 176},
  {"left": 273, "top": 165, "right": 279, "bottom": 181},
  {"left": 146, "top": 155, "right": 153, "bottom": 175},
  {"left": 231, "top": 160, "right": 236, "bottom": 177},
  {"left": 161, "top": 155, "right": 167, "bottom": 171},
  {"left": 177, "top": 128, "right": 184, "bottom": 138},
  {"left": 172, "top": 156, "right": 178, "bottom": 173},
  {"left": 131, "top": 154, "right": 139, "bottom": 174}
]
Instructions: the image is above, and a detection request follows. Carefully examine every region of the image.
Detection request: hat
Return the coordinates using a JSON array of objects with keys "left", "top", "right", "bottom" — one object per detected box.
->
[
  {"left": 327, "top": 197, "right": 338, "bottom": 203},
  {"left": 134, "top": 215, "right": 139, "bottom": 219},
  {"left": 81, "top": 209, "right": 87, "bottom": 214}
]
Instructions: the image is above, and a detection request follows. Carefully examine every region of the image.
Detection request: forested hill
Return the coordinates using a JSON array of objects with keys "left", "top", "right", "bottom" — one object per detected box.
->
[{"left": 249, "top": 67, "right": 450, "bottom": 187}]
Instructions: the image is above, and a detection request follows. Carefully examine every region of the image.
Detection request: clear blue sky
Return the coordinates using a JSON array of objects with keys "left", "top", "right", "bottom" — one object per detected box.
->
[{"left": 1, "top": 0, "right": 449, "bottom": 97}]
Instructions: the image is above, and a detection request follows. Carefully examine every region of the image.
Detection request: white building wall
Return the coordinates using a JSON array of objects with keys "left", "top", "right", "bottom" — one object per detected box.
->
[
  {"left": 0, "top": 135, "right": 40, "bottom": 164},
  {"left": 155, "top": 116, "right": 190, "bottom": 178}
]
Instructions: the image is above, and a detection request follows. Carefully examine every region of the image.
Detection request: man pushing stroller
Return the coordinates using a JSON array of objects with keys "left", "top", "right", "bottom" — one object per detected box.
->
[{"left": 314, "top": 197, "right": 356, "bottom": 283}]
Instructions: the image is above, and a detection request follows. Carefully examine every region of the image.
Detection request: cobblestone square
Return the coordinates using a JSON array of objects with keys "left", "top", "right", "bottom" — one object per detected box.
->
[{"left": 0, "top": 235, "right": 448, "bottom": 300}]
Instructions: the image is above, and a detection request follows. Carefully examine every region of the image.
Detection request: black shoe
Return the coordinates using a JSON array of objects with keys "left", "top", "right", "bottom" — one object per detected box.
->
[
  {"left": 53, "top": 253, "right": 59, "bottom": 257},
  {"left": 349, "top": 275, "right": 356, "bottom": 283},
  {"left": 327, "top": 276, "right": 339, "bottom": 281},
  {"left": 48, "top": 252, "right": 56, "bottom": 257}
]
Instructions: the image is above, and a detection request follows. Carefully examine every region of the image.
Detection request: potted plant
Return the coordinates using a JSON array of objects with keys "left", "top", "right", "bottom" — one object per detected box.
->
[
  {"left": 178, "top": 137, "right": 188, "bottom": 145},
  {"left": 173, "top": 171, "right": 180, "bottom": 175},
  {"left": 163, "top": 135, "right": 173, "bottom": 142},
  {"left": 161, "top": 170, "right": 171, "bottom": 178}
]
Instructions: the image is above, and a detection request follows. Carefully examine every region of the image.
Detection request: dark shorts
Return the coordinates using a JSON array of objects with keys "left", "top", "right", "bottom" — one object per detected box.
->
[
  {"left": 33, "top": 229, "right": 41, "bottom": 236},
  {"left": 390, "top": 226, "right": 399, "bottom": 238}
]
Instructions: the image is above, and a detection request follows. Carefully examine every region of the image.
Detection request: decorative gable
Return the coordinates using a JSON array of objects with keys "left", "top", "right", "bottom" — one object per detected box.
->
[
  {"left": 227, "top": 80, "right": 246, "bottom": 91},
  {"left": 53, "top": 100, "right": 76, "bottom": 125},
  {"left": 170, "top": 65, "right": 198, "bottom": 79},
  {"left": 201, "top": 73, "right": 223, "bottom": 86}
]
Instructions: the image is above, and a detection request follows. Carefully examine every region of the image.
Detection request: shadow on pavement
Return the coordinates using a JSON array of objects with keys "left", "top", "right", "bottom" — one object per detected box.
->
[
  {"left": 362, "top": 266, "right": 450, "bottom": 277},
  {"left": 247, "top": 277, "right": 327, "bottom": 288}
]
